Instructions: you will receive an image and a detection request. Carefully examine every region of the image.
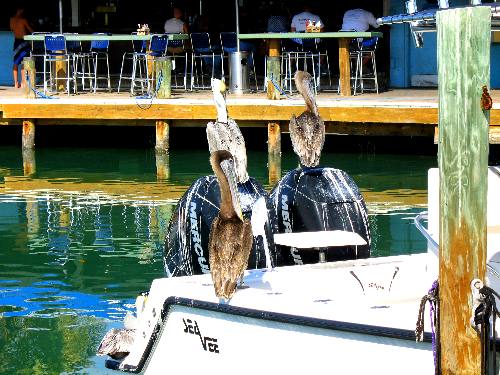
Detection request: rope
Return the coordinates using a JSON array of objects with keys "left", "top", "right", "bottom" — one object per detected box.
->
[
  {"left": 415, "top": 280, "right": 440, "bottom": 375},
  {"left": 268, "top": 73, "right": 290, "bottom": 98},
  {"left": 25, "top": 70, "right": 58, "bottom": 99},
  {"left": 471, "top": 282, "right": 498, "bottom": 375},
  {"left": 134, "top": 69, "right": 164, "bottom": 110}
]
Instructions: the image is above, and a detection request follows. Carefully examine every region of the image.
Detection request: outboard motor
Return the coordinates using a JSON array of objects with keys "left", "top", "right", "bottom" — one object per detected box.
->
[
  {"left": 164, "top": 176, "right": 279, "bottom": 276},
  {"left": 270, "top": 167, "right": 371, "bottom": 265}
]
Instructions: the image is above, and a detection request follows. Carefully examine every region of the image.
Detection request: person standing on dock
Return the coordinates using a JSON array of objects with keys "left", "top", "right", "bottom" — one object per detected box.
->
[{"left": 10, "top": 7, "right": 33, "bottom": 89}]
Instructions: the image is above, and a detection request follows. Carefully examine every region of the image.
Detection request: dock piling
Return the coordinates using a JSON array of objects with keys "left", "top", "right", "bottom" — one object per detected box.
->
[
  {"left": 22, "top": 120, "right": 35, "bottom": 150},
  {"left": 155, "top": 152, "right": 170, "bottom": 181},
  {"left": 267, "top": 122, "right": 281, "bottom": 185},
  {"left": 22, "top": 57, "right": 36, "bottom": 99},
  {"left": 437, "top": 6, "right": 490, "bottom": 374},
  {"left": 266, "top": 40, "right": 281, "bottom": 100},
  {"left": 22, "top": 148, "right": 36, "bottom": 177},
  {"left": 267, "top": 122, "right": 281, "bottom": 157},
  {"left": 155, "top": 120, "right": 170, "bottom": 154},
  {"left": 154, "top": 57, "right": 172, "bottom": 99}
]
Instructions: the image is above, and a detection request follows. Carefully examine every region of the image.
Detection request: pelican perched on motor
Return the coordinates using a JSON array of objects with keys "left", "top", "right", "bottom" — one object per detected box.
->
[
  {"left": 209, "top": 150, "right": 253, "bottom": 299},
  {"left": 163, "top": 79, "right": 279, "bottom": 277},
  {"left": 270, "top": 71, "right": 371, "bottom": 265},
  {"left": 289, "top": 71, "right": 325, "bottom": 167},
  {"left": 207, "top": 78, "right": 248, "bottom": 183}
]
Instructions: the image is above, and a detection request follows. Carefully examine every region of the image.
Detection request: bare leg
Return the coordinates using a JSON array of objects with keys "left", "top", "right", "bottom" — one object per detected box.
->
[
  {"left": 20, "top": 68, "right": 25, "bottom": 88},
  {"left": 13, "top": 65, "right": 19, "bottom": 88}
]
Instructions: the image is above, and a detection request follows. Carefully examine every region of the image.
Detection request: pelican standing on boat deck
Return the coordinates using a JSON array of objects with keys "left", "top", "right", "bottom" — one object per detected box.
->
[
  {"left": 290, "top": 71, "right": 325, "bottom": 167},
  {"left": 206, "top": 78, "right": 249, "bottom": 183},
  {"left": 209, "top": 150, "right": 253, "bottom": 299}
]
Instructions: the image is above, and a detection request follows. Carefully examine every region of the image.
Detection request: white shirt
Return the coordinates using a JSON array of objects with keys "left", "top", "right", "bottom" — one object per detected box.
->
[
  {"left": 164, "top": 18, "right": 185, "bottom": 33},
  {"left": 291, "top": 11, "right": 323, "bottom": 32},
  {"left": 341, "top": 9, "right": 379, "bottom": 32}
]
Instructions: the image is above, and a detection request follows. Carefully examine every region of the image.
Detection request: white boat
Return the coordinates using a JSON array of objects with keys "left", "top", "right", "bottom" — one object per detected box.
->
[{"left": 100, "top": 167, "right": 500, "bottom": 374}]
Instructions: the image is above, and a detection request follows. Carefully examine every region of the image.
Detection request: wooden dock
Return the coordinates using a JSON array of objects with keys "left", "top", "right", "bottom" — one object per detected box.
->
[{"left": 1, "top": 87, "right": 499, "bottom": 152}]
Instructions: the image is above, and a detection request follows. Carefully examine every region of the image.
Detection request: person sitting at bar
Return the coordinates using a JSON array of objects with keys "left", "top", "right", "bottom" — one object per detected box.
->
[
  {"left": 341, "top": 8, "right": 379, "bottom": 32},
  {"left": 291, "top": 6, "right": 324, "bottom": 32},
  {"left": 164, "top": 7, "right": 188, "bottom": 54},
  {"left": 10, "top": 7, "right": 33, "bottom": 89},
  {"left": 164, "top": 7, "right": 188, "bottom": 34}
]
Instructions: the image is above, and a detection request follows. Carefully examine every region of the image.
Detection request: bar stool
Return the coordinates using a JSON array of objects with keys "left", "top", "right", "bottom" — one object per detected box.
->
[
  {"left": 43, "top": 34, "right": 75, "bottom": 95},
  {"left": 346, "top": 37, "right": 379, "bottom": 95},
  {"left": 118, "top": 33, "right": 147, "bottom": 94},
  {"left": 190, "top": 32, "right": 222, "bottom": 90},
  {"left": 166, "top": 34, "right": 188, "bottom": 91},
  {"left": 90, "top": 35, "right": 111, "bottom": 93},
  {"left": 146, "top": 34, "right": 169, "bottom": 94},
  {"left": 354, "top": 37, "right": 379, "bottom": 94},
  {"left": 30, "top": 32, "right": 49, "bottom": 88},
  {"left": 130, "top": 34, "right": 169, "bottom": 95}
]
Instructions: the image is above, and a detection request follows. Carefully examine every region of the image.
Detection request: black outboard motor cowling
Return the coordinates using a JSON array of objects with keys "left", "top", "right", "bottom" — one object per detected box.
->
[
  {"left": 164, "top": 176, "right": 279, "bottom": 276},
  {"left": 270, "top": 167, "right": 371, "bottom": 265}
]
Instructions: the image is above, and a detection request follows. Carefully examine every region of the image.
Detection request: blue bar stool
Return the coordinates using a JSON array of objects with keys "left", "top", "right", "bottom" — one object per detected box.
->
[{"left": 43, "top": 34, "right": 75, "bottom": 95}]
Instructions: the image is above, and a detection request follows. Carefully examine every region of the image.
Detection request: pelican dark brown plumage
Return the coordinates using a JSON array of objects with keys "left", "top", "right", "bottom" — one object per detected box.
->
[
  {"left": 289, "top": 71, "right": 325, "bottom": 167},
  {"left": 208, "top": 150, "right": 253, "bottom": 299}
]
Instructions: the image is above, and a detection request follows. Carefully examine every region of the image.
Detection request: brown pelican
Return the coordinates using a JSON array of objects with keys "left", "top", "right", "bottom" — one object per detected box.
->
[
  {"left": 289, "top": 71, "right": 325, "bottom": 167},
  {"left": 206, "top": 78, "right": 249, "bottom": 183},
  {"left": 208, "top": 150, "right": 253, "bottom": 299},
  {"left": 96, "top": 294, "right": 147, "bottom": 360}
]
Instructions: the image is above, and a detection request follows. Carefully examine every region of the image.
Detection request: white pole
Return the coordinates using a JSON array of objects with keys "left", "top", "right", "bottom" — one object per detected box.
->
[
  {"left": 59, "top": 0, "right": 63, "bottom": 33},
  {"left": 235, "top": 0, "right": 240, "bottom": 52}
]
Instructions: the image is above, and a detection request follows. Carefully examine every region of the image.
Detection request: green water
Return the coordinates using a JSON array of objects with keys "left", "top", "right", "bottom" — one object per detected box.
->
[{"left": 0, "top": 146, "right": 436, "bottom": 374}]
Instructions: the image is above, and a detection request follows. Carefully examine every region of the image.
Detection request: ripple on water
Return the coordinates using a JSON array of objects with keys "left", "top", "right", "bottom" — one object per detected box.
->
[{"left": 0, "top": 305, "right": 27, "bottom": 314}]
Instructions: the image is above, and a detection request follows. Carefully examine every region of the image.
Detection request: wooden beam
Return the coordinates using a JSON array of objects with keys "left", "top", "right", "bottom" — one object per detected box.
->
[
  {"left": 155, "top": 120, "right": 169, "bottom": 153},
  {"left": 1, "top": 103, "right": 442, "bottom": 123},
  {"left": 437, "top": 7, "right": 490, "bottom": 374},
  {"left": 22, "top": 119, "right": 35, "bottom": 150},
  {"left": 338, "top": 38, "right": 351, "bottom": 97}
]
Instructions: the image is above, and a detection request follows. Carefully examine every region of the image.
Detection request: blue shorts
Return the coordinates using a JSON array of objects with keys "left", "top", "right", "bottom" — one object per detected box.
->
[{"left": 13, "top": 38, "right": 30, "bottom": 65}]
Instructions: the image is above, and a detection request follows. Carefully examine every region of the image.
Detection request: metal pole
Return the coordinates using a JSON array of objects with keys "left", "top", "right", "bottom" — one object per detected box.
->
[
  {"left": 235, "top": 0, "right": 240, "bottom": 52},
  {"left": 59, "top": 0, "right": 63, "bottom": 34}
]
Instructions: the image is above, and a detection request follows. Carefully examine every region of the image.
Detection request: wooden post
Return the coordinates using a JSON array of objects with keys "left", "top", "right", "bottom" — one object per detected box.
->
[
  {"left": 155, "top": 120, "right": 169, "bottom": 153},
  {"left": 154, "top": 57, "right": 172, "bottom": 99},
  {"left": 437, "top": 7, "right": 490, "bottom": 374},
  {"left": 22, "top": 120, "right": 35, "bottom": 150},
  {"left": 266, "top": 39, "right": 281, "bottom": 100},
  {"left": 268, "top": 122, "right": 281, "bottom": 186},
  {"left": 338, "top": 38, "right": 352, "bottom": 97},
  {"left": 55, "top": 55, "right": 67, "bottom": 92},
  {"left": 23, "top": 57, "right": 36, "bottom": 99},
  {"left": 22, "top": 148, "right": 36, "bottom": 177},
  {"left": 155, "top": 152, "right": 170, "bottom": 181},
  {"left": 268, "top": 122, "right": 281, "bottom": 157}
]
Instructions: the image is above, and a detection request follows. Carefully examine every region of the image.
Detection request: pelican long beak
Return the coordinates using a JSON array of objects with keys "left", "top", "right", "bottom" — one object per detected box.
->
[{"left": 220, "top": 158, "right": 243, "bottom": 221}]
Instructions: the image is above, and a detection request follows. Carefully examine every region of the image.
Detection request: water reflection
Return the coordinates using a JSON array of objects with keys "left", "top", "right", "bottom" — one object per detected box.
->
[{"left": 0, "top": 146, "right": 436, "bottom": 373}]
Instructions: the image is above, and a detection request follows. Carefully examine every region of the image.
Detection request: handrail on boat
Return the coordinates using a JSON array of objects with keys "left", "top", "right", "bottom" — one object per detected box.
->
[
  {"left": 414, "top": 211, "right": 439, "bottom": 252},
  {"left": 414, "top": 211, "right": 500, "bottom": 280}
]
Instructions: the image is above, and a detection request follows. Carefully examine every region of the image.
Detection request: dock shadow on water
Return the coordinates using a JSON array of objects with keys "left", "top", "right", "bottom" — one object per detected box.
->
[{"left": 0, "top": 146, "right": 435, "bottom": 374}]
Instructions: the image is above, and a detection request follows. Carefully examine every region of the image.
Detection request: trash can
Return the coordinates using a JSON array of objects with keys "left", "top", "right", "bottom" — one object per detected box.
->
[{"left": 229, "top": 51, "right": 250, "bottom": 94}]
